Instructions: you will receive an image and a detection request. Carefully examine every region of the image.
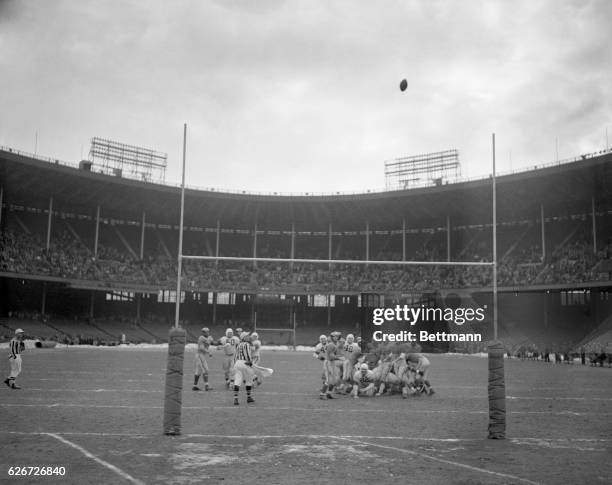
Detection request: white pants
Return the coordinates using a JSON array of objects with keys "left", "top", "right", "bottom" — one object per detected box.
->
[
  {"left": 222, "top": 355, "right": 235, "bottom": 379},
  {"left": 9, "top": 355, "right": 21, "bottom": 378},
  {"left": 324, "top": 360, "right": 341, "bottom": 386},
  {"left": 417, "top": 357, "right": 430, "bottom": 379},
  {"left": 353, "top": 383, "right": 375, "bottom": 397},
  {"left": 233, "top": 360, "right": 255, "bottom": 387}
]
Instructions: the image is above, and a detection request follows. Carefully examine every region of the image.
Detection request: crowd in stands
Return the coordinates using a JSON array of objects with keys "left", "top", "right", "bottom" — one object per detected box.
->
[
  {"left": 0, "top": 311, "right": 121, "bottom": 346},
  {"left": 3, "top": 225, "right": 612, "bottom": 293},
  {"left": 509, "top": 346, "right": 611, "bottom": 367}
]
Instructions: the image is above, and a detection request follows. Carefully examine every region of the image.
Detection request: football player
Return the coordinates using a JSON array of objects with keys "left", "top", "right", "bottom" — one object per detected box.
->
[
  {"left": 313, "top": 335, "right": 328, "bottom": 361},
  {"left": 329, "top": 331, "right": 348, "bottom": 392},
  {"left": 413, "top": 369, "right": 435, "bottom": 395},
  {"left": 330, "top": 331, "right": 345, "bottom": 348},
  {"left": 405, "top": 353, "right": 434, "bottom": 395},
  {"left": 351, "top": 363, "right": 376, "bottom": 398},
  {"left": 313, "top": 335, "right": 328, "bottom": 392},
  {"left": 193, "top": 327, "right": 213, "bottom": 391},
  {"left": 341, "top": 333, "right": 361, "bottom": 383},
  {"left": 4, "top": 328, "right": 25, "bottom": 390},
  {"left": 405, "top": 353, "right": 431, "bottom": 379},
  {"left": 250, "top": 332, "right": 261, "bottom": 364},
  {"left": 218, "top": 328, "right": 238, "bottom": 388},
  {"left": 320, "top": 334, "right": 341, "bottom": 400},
  {"left": 250, "top": 332, "right": 262, "bottom": 387}
]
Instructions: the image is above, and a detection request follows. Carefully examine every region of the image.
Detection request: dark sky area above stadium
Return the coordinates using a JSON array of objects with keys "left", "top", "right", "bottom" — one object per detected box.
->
[{"left": 0, "top": 0, "right": 610, "bottom": 193}]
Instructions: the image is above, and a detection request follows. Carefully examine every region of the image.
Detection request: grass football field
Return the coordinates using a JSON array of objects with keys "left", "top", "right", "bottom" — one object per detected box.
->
[{"left": 1, "top": 346, "right": 610, "bottom": 484}]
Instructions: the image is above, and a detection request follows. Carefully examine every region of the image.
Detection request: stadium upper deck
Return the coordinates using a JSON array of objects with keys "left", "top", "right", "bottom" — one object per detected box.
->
[{"left": 2, "top": 146, "right": 612, "bottom": 231}]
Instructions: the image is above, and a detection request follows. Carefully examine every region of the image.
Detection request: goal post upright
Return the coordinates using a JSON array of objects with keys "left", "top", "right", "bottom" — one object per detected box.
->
[
  {"left": 492, "top": 133, "right": 499, "bottom": 341},
  {"left": 174, "top": 123, "right": 187, "bottom": 331},
  {"left": 488, "top": 132, "right": 506, "bottom": 440},
  {"left": 163, "top": 123, "right": 188, "bottom": 436},
  {"left": 292, "top": 309, "right": 297, "bottom": 350}
]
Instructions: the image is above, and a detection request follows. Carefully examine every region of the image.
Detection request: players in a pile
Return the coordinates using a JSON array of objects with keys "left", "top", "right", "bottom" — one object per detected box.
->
[
  {"left": 315, "top": 333, "right": 434, "bottom": 399},
  {"left": 193, "top": 327, "right": 213, "bottom": 391}
]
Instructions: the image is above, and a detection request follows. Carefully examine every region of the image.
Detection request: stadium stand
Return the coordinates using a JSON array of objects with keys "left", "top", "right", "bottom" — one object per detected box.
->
[{"left": 2, "top": 146, "right": 612, "bottom": 354}]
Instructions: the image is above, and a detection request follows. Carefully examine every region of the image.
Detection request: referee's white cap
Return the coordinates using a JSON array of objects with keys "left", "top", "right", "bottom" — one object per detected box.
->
[{"left": 15, "top": 328, "right": 24, "bottom": 334}]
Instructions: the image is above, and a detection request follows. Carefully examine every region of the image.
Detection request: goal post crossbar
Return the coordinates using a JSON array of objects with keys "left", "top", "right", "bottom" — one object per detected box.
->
[{"left": 180, "top": 255, "right": 494, "bottom": 267}]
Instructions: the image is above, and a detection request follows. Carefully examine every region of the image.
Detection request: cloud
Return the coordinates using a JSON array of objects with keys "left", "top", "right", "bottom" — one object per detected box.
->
[{"left": 0, "top": 0, "right": 609, "bottom": 192}]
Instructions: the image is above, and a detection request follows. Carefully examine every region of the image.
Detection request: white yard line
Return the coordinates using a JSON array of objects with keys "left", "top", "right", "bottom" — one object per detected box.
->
[
  {"left": 3, "top": 430, "right": 608, "bottom": 443},
  {"left": 46, "top": 433, "right": 145, "bottom": 485},
  {"left": 17, "top": 386, "right": 612, "bottom": 401},
  {"left": 335, "top": 436, "right": 541, "bottom": 485},
  {"left": 1, "top": 402, "right": 611, "bottom": 416}
]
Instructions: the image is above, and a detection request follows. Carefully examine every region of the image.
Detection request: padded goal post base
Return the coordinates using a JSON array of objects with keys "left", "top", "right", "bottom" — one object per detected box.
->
[
  {"left": 487, "top": 340, "right": 506, "bottom": 439},
  {"left": 163, "top": 326, "right": 186, "bottom": 435}
]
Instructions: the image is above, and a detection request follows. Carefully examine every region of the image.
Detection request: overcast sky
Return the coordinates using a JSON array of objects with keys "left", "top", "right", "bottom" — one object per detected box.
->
[{"left": 0, "top": 0, "right": 610, "bottom": 193}]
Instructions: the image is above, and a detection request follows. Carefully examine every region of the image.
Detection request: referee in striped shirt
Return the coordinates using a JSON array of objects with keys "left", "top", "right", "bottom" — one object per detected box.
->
[
  {"left": 4, "top": 328, "right": 25, "bottom": 390},
  {"left": 232, "top": 332, "right": 255, "bottom": 406}
]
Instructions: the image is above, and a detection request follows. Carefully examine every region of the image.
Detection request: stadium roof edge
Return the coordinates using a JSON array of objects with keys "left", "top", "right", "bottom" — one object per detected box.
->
[
  {"left": 2, "top": 144, "right": 611, "bottom": 198},
  {"left": 2, "top": 145, "right": 612, "bottom": 228}
]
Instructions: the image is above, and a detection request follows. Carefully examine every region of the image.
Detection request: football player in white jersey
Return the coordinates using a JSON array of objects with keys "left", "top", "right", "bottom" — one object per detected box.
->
[
  {"left": 218, "top": 328, "right": 238, "bottom": 388},
  {"left": 352, "top": 363, "right": 376, "bottom": 398},
  {"left": 193, "top": 327, "right": 213, "bottom": 391},
  {"left": 250, "top": 332, "right": 262, "bottom": 364},
  {"left": 250, "top": 332, "right": 262, "bottom": 386},
  {"left": 341, "top": 333, "right": 361, "bottom": 382},
  {"left": 313, "top": 334, "right": 327, "bottom": 361}
]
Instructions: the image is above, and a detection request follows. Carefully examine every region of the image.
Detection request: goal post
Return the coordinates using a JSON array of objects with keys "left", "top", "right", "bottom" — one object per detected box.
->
[
  {"left": 165, "top": 125, "right": 503, "bottom": 440},
  {"left": 163, "top": 123, "right": 187, "bottom": 436},
  {"left": 252, "top": 294, "right": 296, "bottom": 349}
]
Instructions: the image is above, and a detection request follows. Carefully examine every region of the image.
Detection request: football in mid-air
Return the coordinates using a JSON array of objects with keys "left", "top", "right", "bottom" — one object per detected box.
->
[{"left": 399, "top": 79, "right": 408, "bottom": 91}]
